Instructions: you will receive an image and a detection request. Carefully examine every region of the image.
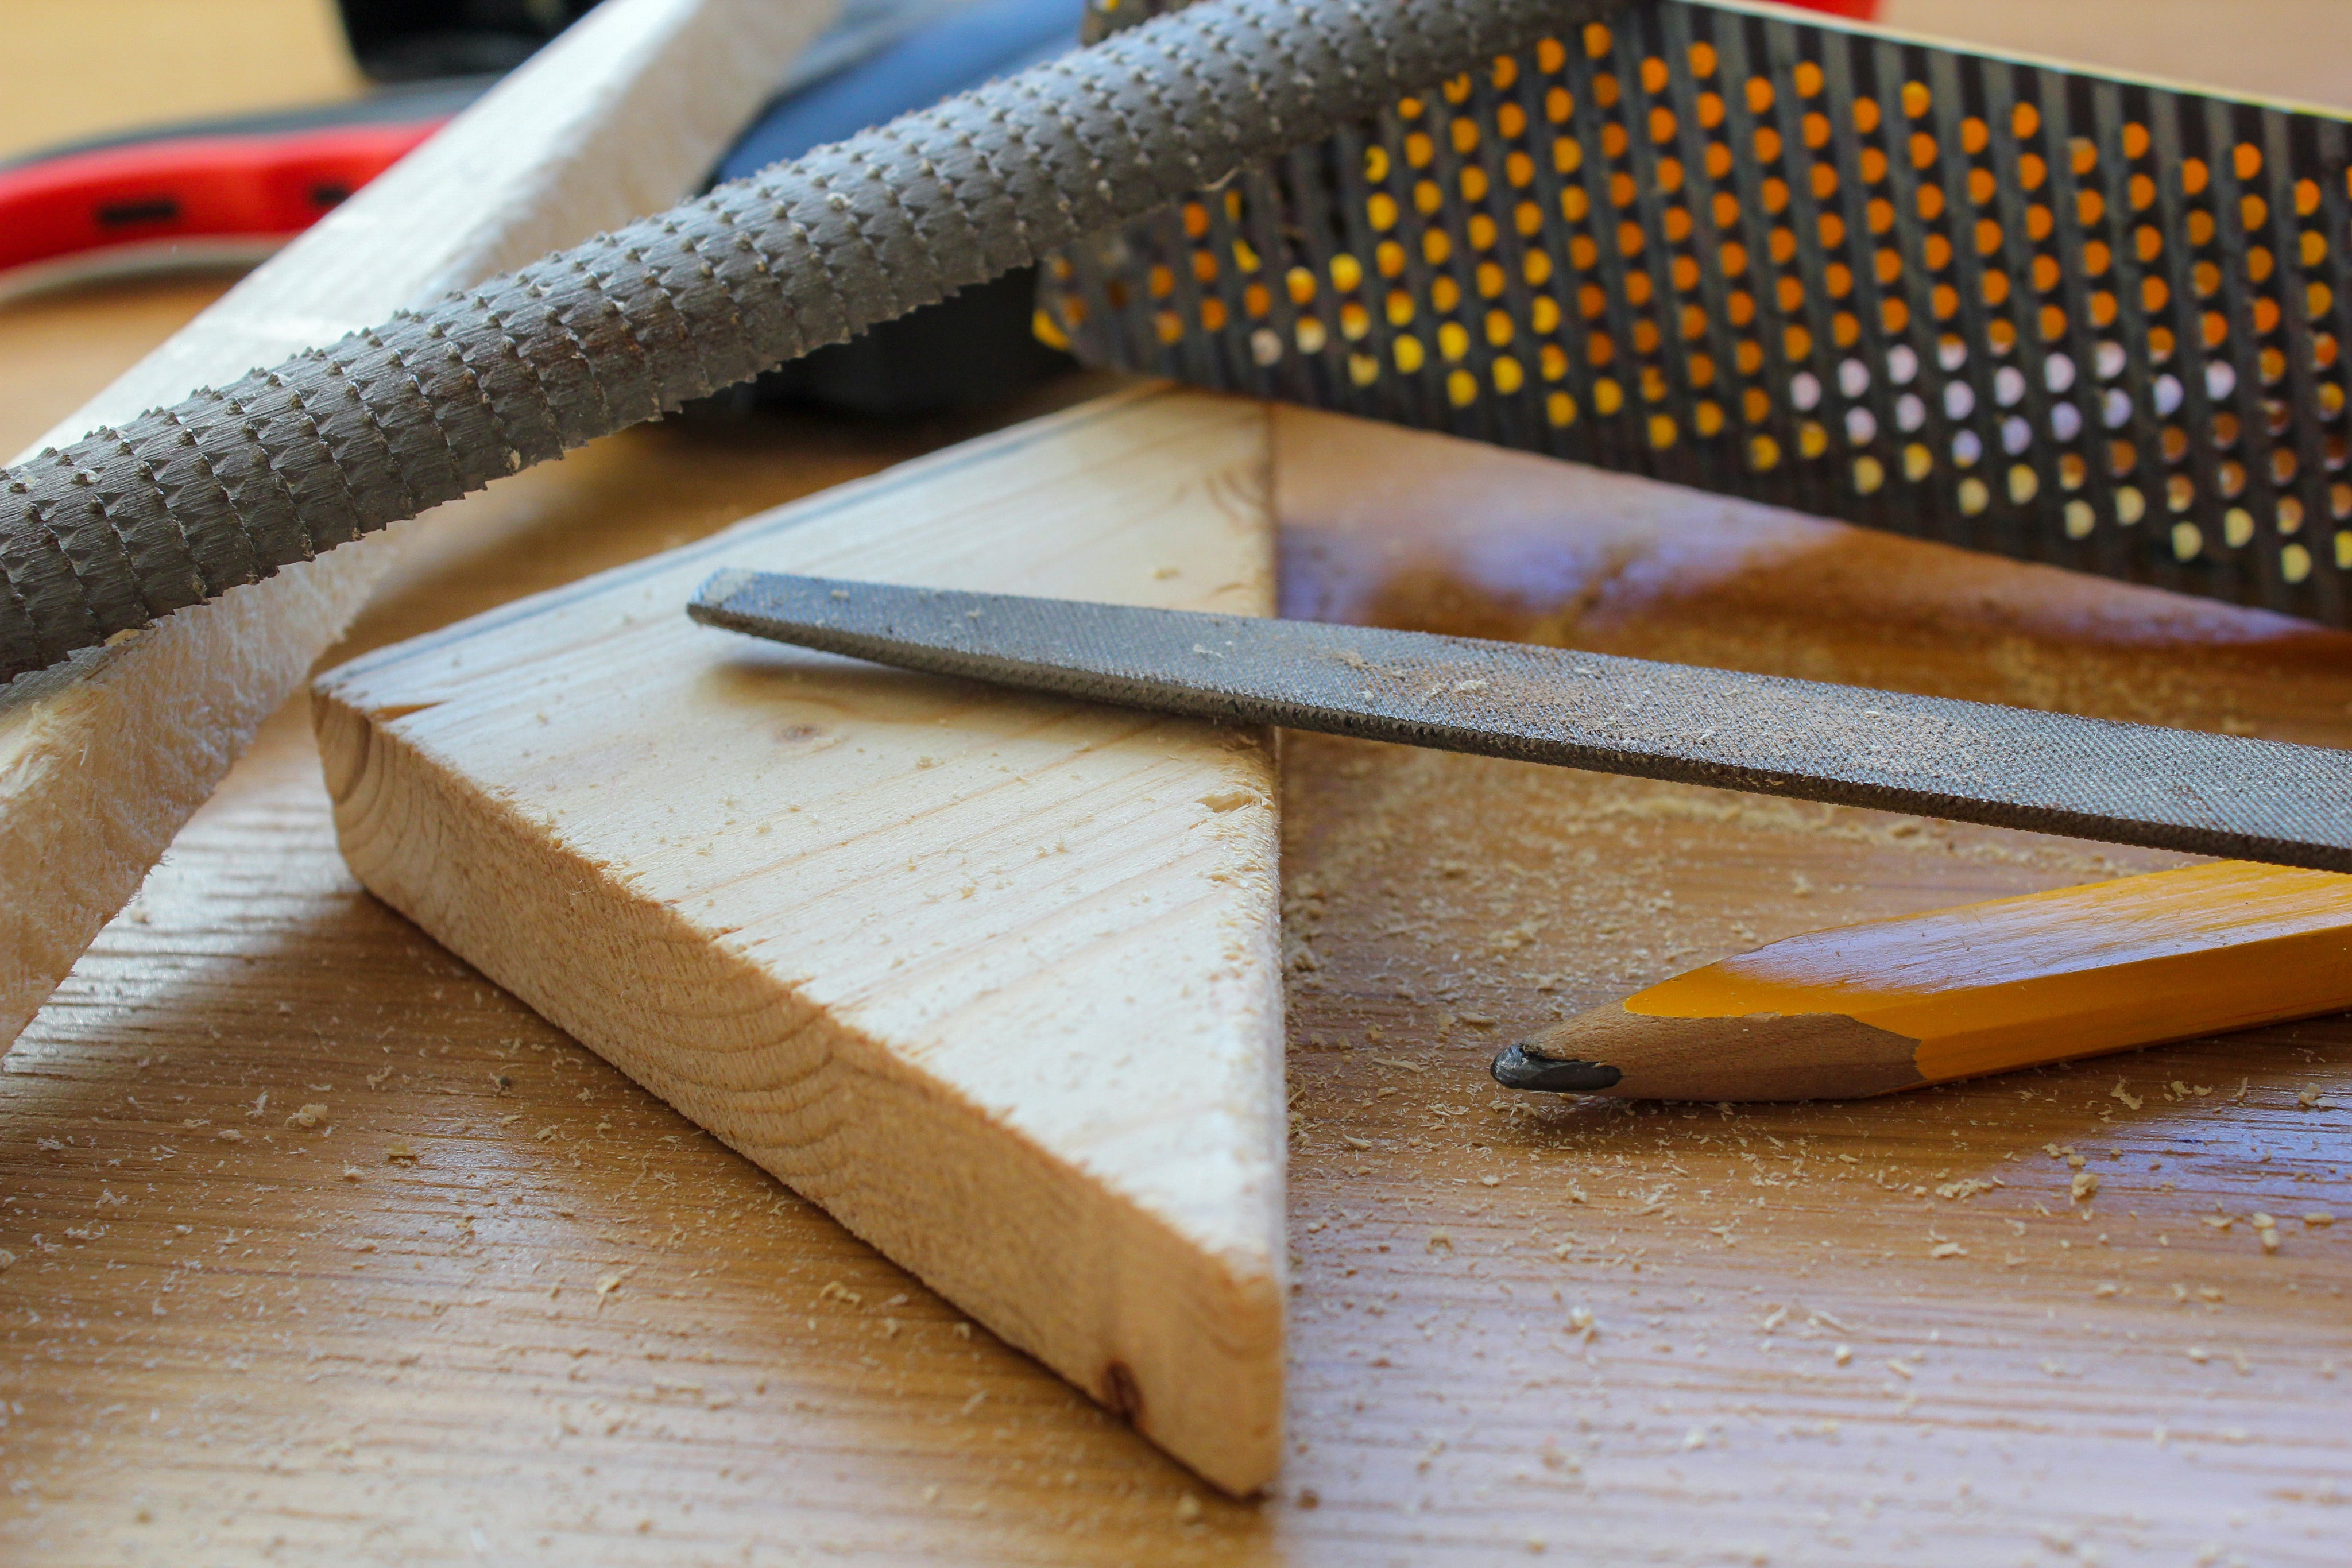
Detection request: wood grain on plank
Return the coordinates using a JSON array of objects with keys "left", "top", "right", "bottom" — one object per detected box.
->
[
  {"left": 0, "top": 0, "right": 832, "bottom": 1050},
  {"left": 0, "top": 0, "right": 363, "bottom": 161},
  {"left": 1879, "top": 0, "right": 2352, "bottom": 114},
  {"left": 312, "top": 386, "right": 1289, "bottom": 1494},
  {"left": 4, "top": 366, "right": 2350, "bottom": 1564},
  {"left": 8, "top": 6, "right": 2352, "bottom": 1557}
]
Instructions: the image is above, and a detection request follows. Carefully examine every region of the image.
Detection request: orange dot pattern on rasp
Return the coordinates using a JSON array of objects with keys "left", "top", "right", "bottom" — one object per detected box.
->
[{"left": 1046, "top": 0, "right": 2352, "bottom": 626}]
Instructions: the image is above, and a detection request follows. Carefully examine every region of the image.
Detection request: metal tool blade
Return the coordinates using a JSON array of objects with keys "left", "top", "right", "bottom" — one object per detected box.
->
[
  {"left": 1055, "top": 0, "right": 2352, "bottom": 628},
  {"left": 687, "top": 568, "right": 2352, "bottom": 873}
]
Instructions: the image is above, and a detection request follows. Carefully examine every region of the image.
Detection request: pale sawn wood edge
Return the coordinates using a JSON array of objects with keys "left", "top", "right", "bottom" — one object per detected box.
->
[
  {"left": 309, "top": 386, "right": 1287, "bottom": 1494},
  {"left": 0, "top": 0, "right": 834, "bottom": 1048},
  {"left": 312, "top": 694, "right": 1286, "bottom": 1493}
]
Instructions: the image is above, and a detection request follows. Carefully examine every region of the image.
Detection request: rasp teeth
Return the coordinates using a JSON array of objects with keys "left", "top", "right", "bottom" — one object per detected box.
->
[{"left": 1057, "top": 0, "right": 2352, "bottom": 629}]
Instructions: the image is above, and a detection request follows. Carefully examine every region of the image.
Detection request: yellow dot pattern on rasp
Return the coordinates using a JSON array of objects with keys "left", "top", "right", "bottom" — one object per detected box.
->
[{"left": 1049, "top": 0, "right": 2352, "bottom": 626}]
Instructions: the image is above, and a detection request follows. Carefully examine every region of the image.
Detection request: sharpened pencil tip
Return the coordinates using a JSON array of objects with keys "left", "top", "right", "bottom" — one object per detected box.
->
[{"left": 1491, "top": 1043, "right": 1623, "bottom": 1094}]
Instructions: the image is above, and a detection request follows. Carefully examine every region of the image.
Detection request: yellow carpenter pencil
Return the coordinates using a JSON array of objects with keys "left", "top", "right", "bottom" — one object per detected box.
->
[{"left": 1491, "top": 861, "right": 2352, "bottom": 1102}]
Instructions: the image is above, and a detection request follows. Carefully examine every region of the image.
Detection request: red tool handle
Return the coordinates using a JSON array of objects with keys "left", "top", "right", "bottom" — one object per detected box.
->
[
  {"left": 0, "top": 121, "right": 442, "bottom": 285},
  {"left": 0, "top": 0, "right": 1878, "bottom": 293}
]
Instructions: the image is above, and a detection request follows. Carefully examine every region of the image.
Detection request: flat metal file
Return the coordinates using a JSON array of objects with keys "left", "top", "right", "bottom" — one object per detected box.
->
[{"left": 687, "top": 568, "right": 2352, "bottom": 874}]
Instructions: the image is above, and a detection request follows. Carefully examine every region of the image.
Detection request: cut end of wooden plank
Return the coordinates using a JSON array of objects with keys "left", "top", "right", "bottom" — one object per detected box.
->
[
  {"left": 0, "top": 0, "right": 833, "bottom": 1055},
  {"left": 312, "top": 386, "right": 1287, "bottom": 1493}
]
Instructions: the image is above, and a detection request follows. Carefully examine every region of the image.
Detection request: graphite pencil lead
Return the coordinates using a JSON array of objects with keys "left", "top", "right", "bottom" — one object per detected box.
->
[{"left": 1490, "top": 1045, "right": 1622, "bottom": 1094}]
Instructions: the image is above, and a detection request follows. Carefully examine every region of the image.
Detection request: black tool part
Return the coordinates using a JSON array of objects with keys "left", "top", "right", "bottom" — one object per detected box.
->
[{"left": 338, "top": 0, "right": 602, "bottom": 82}]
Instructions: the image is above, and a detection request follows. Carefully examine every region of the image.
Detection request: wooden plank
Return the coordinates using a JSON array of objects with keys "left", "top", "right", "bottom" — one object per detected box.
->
[
  {"left": 310, "top": 385, "right": 1289, "bottom": 1495},
  {"left": 0, "top": 0, "right": 832, "bottom": 1048},
  {"left": 4, "top": 346, "right": 2349, "bottom": 1559},
  {"left": 6, "top": 6, "right": 2349, "bottom": 1558},
  {"left": 1880, "top": 0, "right": 2352, "bottom": 112},
  {"left": 0, "top": 281, "right": 239, "bottom": 460},
  {"left": 0, "top": 0, "right": 363, "bottom": 161}
]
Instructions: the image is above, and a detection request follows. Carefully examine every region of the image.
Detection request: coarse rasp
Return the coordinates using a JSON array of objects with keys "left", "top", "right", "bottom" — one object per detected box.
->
[{"left": 1054, "top": 0, "right": 2352, "bottom": 625}]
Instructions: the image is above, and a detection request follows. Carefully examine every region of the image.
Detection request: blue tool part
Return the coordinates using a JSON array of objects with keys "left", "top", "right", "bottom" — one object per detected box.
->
[
  {"left": 699, "top": 0, "right": 1085, "bottom": 417},
  {"left": 717, "top": 0, "right": 1078, "bottom": 183}
]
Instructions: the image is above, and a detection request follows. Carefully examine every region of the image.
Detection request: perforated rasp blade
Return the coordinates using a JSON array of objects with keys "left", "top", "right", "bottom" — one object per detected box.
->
[
  {"left": 1051, "top": 0, "right": 2352, "bottom": 626},
  {"left": 687, "top": 568, "right": 2352, "bottom": 873}
]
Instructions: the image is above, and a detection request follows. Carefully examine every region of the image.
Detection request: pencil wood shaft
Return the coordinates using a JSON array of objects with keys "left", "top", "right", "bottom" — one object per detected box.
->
[{"left": 1496, "top": 861, "right": 2352, "bottom": 1100}]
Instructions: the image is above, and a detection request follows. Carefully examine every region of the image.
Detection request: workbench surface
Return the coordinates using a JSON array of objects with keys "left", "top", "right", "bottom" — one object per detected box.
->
[{"left": 6, "top": 5, "right": 2352, "bottom": 1564}]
